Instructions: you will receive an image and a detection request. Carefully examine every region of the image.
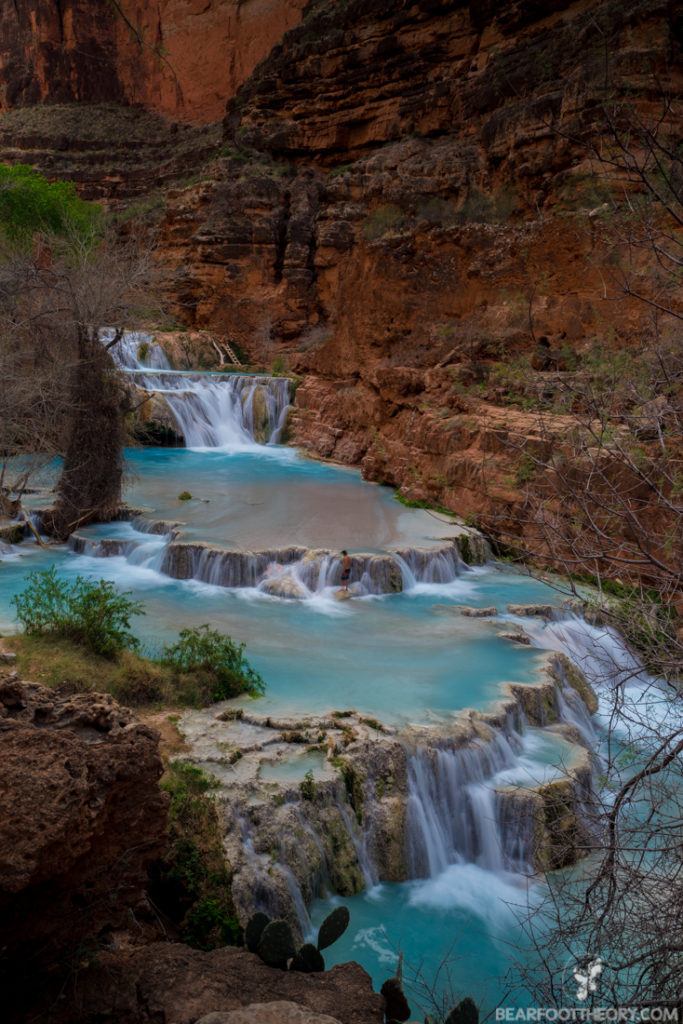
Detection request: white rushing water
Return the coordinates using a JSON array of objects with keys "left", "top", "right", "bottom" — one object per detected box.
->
[
  {"left": 518, "top": 613, "right": 681, "bottom": 744},
  {"left": 406, "top": 729, "right": 537, "bottom": 880},
  {"left": 105, "top": 328, "right": 292, "bottom": 449}
]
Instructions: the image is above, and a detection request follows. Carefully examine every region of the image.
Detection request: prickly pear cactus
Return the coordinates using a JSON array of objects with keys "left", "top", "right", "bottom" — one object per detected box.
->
[
  {"left": 445, "top": 997, "right": 479, "bottom": 1024},
  {"left": 380, "top": 976, "right": 411, "bottom": 1022},
  {"left": 245, "top": 911, "right": 270, "bottom": 954},
  {"left": 257, "top": 918, "right": 296, "bottom": 968},
  {"left": 290, "top": 942, "right": 325, "bottom": 973},
  {"left": 317, "top": 905, "right": 350, "bottom": 951}
]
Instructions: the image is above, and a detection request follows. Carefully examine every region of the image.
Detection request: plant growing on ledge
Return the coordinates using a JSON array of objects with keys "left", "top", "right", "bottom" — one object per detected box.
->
[
  {"left": 162, "top": 624, "right": 265, "bottom": 700},
  {"left": 12, "top": 566, "right": 143, "bottom": 659}
]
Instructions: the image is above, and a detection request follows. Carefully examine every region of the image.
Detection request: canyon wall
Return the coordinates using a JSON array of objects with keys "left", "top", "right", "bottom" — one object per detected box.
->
[
  {"left": 0, "top": 677, "right": 168, "bottom": 1019},
  {"left": 0, "top": 0, "right": 307, "bottom": 123},
  {"left": 0, "top": 0, "right": 680, "bottom": 575}
]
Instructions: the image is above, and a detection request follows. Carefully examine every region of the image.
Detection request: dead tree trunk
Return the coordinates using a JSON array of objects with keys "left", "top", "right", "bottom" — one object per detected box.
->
[{"left": 43, "top": 328, "right": 127, "bottom": 540}]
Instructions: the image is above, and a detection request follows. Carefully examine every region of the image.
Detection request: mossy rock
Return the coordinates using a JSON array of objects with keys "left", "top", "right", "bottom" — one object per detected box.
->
[{"left": 556, "top": 653, "right": 598, "bottom": 713}]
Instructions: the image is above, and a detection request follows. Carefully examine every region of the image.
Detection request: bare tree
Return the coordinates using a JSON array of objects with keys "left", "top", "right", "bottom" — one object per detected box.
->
[
  {"left": 481, "top": 91, "right": 683, "bottom": 1010},
  {"left": 0, "top": 223, "right": 158, "bottom": 539}
]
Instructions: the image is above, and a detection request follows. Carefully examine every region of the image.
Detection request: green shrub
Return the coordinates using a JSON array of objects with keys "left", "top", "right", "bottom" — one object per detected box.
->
[
  {"left": 162, "top": 624, "right": 265, "bottom": 700},
  {"left": 156, "top": 762, "right": 242, "bottom": 950},
  {"left": 515, "top": 453, "right": 537, "bottom": 486},
  {"left": 12, "top": 567, "right": 143, "bottom": 659},
  {"left": 0, "top": 163, "right": 100, "bottom": 243},
  {"left": 299, "top": 769, "right": 316, "bottom": 801}
]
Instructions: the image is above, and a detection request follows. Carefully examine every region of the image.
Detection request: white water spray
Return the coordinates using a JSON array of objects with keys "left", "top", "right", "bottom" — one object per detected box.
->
[{"left": 105, "top": 329, "right": 292, "bottom": 449}]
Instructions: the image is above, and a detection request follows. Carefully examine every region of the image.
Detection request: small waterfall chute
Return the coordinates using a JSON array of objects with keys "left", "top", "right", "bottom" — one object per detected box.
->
[
  {"left": 405, "top": 730, "right": 529, "bottom": 880},
  {"left": 104, "top": 328, "right": 292, "bottom": 450}
]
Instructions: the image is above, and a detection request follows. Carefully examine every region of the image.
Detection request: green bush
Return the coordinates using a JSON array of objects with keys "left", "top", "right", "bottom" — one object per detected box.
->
[
  {"left": 156, "top": 762, "right": 242, "bottom": 950},
  {"left": 12, "top": 567, "right": 144, "bottom": 659},
  {"left": 162, "top": 624, "right": 265, "bottom": 700},
  {"left": 0, "top": 163, "right": 100, "bottom": 243}
]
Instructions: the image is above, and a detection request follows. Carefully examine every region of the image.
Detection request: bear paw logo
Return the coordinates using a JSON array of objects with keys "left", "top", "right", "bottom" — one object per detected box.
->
[{"left": 573, "top": 957, "right": 603, "bottom": 1001}]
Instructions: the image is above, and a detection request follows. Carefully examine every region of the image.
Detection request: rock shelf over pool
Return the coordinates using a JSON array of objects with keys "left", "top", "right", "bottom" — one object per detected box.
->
[
  {"left": 176, "top": 651, "right": 597, "bottom": 937},
  {"left": 67, "top": 512, "right": 490, "bottom": 596}
]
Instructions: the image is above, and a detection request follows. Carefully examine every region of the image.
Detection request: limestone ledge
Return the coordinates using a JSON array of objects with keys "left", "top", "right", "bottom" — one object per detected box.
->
[{"left": 176, "top": 650, "right": 598, "bottom": 937}]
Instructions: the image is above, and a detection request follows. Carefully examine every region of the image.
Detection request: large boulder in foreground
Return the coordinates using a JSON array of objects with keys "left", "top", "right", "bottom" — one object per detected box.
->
[
  {"left": 67, "top": 942, "right": 384, "bottom": 1024},
  {"left": 0, "top": 676, "right": 167, "bottom": 1007}
]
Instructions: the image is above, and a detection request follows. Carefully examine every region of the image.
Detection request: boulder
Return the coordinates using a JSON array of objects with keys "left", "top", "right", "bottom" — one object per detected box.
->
[
  {"left": 0, "top": 678, "right": 167, "bottom": 1013},
  {"left": 507, "top": 603, "right": 555, "bottom": 618},
  {"left": 198, "top": 1004, "right": 342, "bottom": 1024},
  {"left": 455, "top": 605, "right": 498, "bottom": 617},
  {"left": 260, "top": 574, "right": 308, "bottom": 599},
  {"left": 68, "top": 943, "right": 384, "bottom": 1024}
]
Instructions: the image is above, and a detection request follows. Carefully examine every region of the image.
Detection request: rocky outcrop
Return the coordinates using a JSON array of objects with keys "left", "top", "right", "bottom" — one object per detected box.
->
[
  {"left": 0, "top": 676, "right": 167, "bottom": 1014},
  {"left": 0, "top": 0, "right": 307, "bottom": 124},
  {"left": 60, "top": 942, "right": 383, "bottom": 1024},
  {"left": 175, "top": 652, "right": 598, "bottom": 936},
  {"left": 1, "top": 0, "right": 678, "bottom": 577},
  {"left": 197, "top": 1003, "right": 343, "bottom": 1024}
]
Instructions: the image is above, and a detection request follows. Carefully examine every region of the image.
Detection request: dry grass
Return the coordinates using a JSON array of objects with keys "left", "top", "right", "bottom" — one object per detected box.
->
[{"left": 4, "top": 634, "right": 230, "bottom": 710}]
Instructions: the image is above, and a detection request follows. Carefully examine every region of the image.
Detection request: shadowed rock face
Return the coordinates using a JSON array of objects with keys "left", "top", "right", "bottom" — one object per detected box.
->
[
  {"left": 0, "top": 676, "right": 168, "bottom": 1014},
  {"left": 0, "top": 0, "right": 308, "bottom": 123},
  {"left": 0, "top": 0, "right": 678, "bottom": 576},
  {"left": 54, "top": 943, "right": 384, "bottom": 1024}
]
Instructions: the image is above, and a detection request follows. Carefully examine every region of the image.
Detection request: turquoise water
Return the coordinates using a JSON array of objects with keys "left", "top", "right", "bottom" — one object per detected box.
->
[
  {"left": 310, "top": 872, "right": 539, "bottom": 1016},
  {"left": 260, "top": 750, "right": 328, "bottom": 783},
  {"left": 122, "top": 446, "right": 469, "bottom": 551},
  {"left": 0, "top": 537, "right": 555, "bottom": 725},
  {"left": 0, "top": 444, "right": 579, "bottom": 1011}
]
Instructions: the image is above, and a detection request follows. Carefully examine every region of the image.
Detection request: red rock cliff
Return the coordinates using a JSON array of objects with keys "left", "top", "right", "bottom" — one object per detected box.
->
[
  {"left": 0, "top": 0, "right": 680, "bottom": 580},
  {"left": 0, "top": 0, "right": 307, "bottom": 123}
]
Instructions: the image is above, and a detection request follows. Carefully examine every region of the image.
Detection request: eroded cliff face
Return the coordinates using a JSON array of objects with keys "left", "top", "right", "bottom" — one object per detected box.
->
[
  {"left": 0, "top": 0, "right": 307, "bottom": 123},
  {"left": 145, "top": 0, "right": 680, "bottom": 572},
  {"left": 0, "top": 675, "right": 168, "bottom": 1018},
  {"left": 0, "top": 0, "right": 679, "bottom": 574}
]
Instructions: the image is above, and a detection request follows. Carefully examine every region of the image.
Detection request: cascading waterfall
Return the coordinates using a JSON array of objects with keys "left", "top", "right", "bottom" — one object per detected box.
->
[
  {"left": 405, "top": 729, "right": 535, "bottom": 879},
  {"left": 518, "top": 613, "right": 681, "bottom": 742},
  {"left": 394, "top": 546, "right": 466, "bottom": 590},
  {"left": 104, "top": 328, "right": 292, "bottom": 448}
]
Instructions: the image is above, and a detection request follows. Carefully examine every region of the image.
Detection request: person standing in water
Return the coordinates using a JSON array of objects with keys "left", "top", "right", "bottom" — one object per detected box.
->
[{"left": 340, "top": 550, "right": 352, "bottom": 592}]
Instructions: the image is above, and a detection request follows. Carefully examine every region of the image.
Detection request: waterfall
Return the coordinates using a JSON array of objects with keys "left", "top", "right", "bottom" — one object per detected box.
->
[
  {"left": 336, "top": 799, "right": 379, "bottom": 889},
  {"left": 104, "top": 328, "right": 292, "bottom": 449},
  {"left": 405, "top": 730, "right": 534, "bottom": 879},
  {"left": 393, "top": 545, "right": 466, "bottom": 591},
  {"left": 519, "top": 613, "right": 681, "bottom": 743},
  {"left": 69, "top": 524, "right": 169, "bottom": 573}
]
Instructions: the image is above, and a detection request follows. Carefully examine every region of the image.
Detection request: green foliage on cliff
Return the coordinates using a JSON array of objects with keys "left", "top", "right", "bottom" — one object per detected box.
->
[
  {"left": 11, "top": 572, "right": 267, "bottom": 706},
  {"left": 162, "top": 624, "right": 266, "bottom": 700},
  {"left": 363, "top": 203, "right": 406, "bottom": 240},
  {"left": 0, "top": 163, "right": 100, "bottom": 243},
  {"left": 12, "top": 566, "right": 143, "bottom": 659},
  {"left": 156, "top": 761, "right": 242, "bottom": 950}
]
